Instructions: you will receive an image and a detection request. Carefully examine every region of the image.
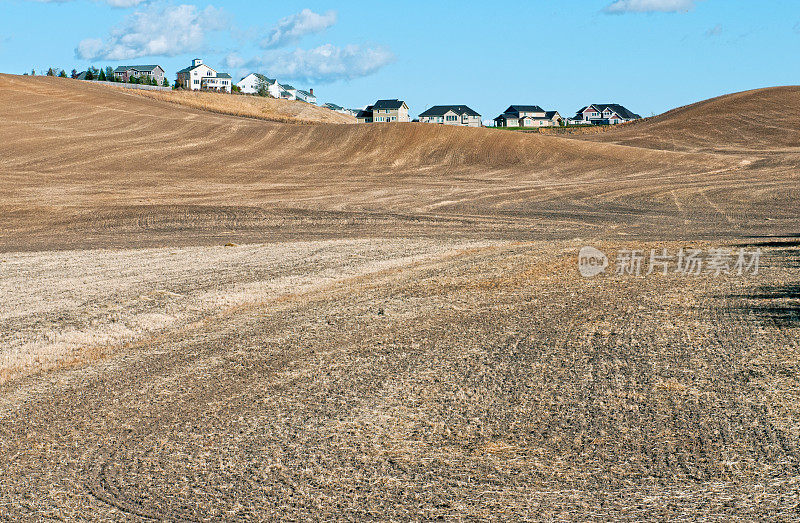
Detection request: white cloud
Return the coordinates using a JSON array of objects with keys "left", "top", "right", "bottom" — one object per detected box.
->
[
  {"left": 29, "top": 0, "right": 148, "bottom": 6},
  {"left": 75, "top": 4, "right": 228, "bottom": 61},
  {"left": 249, "top": 44, "right": 394, "bottom": 83},
  {"left": 604, "top": 0, "right": 698, "bottom": 14},
  {"left": 223, "top": 52, "right": 246, "bottom": 70},
  {"left": 103, "top": 0, "right": 148, "bottom": 6},
  {"left": 261, "top": 9, "right": 337, "bottom": 49},
  {"left": 705, "top": 24, "right": 722, "bottom": 37}
]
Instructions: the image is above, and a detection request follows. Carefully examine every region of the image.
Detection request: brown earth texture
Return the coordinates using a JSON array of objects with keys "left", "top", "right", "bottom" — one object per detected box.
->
[{"left": 0, "top": 74, "right": 799, "bottom": 520}]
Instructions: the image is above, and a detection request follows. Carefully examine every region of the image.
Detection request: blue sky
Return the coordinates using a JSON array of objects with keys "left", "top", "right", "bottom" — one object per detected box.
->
[{"left": 1, "top": 0, "right": 798, "bottom": 121}]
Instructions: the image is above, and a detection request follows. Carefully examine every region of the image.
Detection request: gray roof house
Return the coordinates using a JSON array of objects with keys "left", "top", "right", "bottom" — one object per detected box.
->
[
  {"left": 572, "top": 104, "right": 641, "bottom": 125},
  {"left": 494, "top": 105, "right": 563, "bottom": 128},
  {"left": 113, "top": 65, "right": 165, "bottom": 84},
  {"left": 295, "top": 89, "right": 317, "bottom": 104},
  {"left": 418, "top": 105, "right": 482, "bottom": 127},
  {"left": 236, "top": 73, "right": 275, "bottom": 94},
  {"left": 360, "top": 99, "right": 409, "bottom": 123},
  {"left": 176, "top": 59, "right": 232, "bottom": 93}
]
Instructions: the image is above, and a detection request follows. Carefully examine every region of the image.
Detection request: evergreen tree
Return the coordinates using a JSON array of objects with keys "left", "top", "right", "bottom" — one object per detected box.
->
[
  {"left": 46, "top": 67, "right": 56, "bottom": 76},
  {"left": 162, "top": 78, "right": 170, "bottom": 87},
  {"left": 98, "top": 69, "right": 106, "bottom": 81},
  {"left": 59, "top": 70, "right": 68, "bottom": 78},
  {"left": 71, "top": 69, "right": 78, "bottom": 79},
  {"left": 256, "top": 78, "right": 269, "bottom": 97}
]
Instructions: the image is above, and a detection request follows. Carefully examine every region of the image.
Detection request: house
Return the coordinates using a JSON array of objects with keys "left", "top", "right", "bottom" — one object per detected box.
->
[
  {"left": 295, "top": 89, "right": 316, "bottom": 104},
  {"left": 418, "top": 105, "right": 482, "bottom": 127},
  {"left": 281, "top": 84, "right": 297, "bottom": 100},
  {"left": 236, "top": 73, "right": 276, "bottom": 95},
  {"left": 238, "top": 73, "right": 318, "bottom": 102},
  {"left": 356, "top": 105, "right": 374, "bottom": 123},
  {"left": 322, "top": 103, "right": 357, "bottom": 116},
  {"left": 571, "top": 104, "right": 641, "bottom": 125},
  {"left": 494, "top": 106, "right": 563, "bottom": 128},
  {"left": 74, "top": 71, "right": 89, "bottom": 80},
  {"left": 363, "top": 99, "right": 410, "bottom": 123},
  {"left": 175, "top": 59, "right": 232, "bottom": 93},
  {"left": 113, "top": 65, "right": 165, "bottom": 84}
]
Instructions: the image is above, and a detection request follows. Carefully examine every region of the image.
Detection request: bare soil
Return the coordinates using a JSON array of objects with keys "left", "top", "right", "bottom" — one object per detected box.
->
[{"left": 0, "top": 74, "right": 798, "bottom": 520}]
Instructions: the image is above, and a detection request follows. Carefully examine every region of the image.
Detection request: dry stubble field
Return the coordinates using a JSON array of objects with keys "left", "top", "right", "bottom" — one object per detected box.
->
[{"left": 0, "top": 75, "right": 799, "bottom": 520}]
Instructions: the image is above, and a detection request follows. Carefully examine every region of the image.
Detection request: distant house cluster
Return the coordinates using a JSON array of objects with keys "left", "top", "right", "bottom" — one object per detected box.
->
[
  {"left": 236, "top": 73, "right": 317, "bottom": 103},
  {"left": 353, "top": 99, "right": 640, "bottom": 128},
  {"left": 321, "top": 103, "right": 358, "bottom": 117},
  {"left": 66, "top": 57, "right": 643, "bottom": 127}
]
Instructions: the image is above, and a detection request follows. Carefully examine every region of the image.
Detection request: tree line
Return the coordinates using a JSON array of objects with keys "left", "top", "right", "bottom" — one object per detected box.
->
[{"left": 25, "top": 66, "right": 171, "bottom": 87}]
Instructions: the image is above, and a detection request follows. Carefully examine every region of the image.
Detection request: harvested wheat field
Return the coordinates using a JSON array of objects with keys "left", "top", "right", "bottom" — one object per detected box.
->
[{"left": 0, "top": 74, "right": 799, "bottom": 519}]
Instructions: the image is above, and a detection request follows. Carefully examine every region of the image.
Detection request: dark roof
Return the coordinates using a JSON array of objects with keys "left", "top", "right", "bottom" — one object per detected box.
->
[
  {"left": 75, "top": 71, "right": 88, "bottom": 80},
  {"left": 281, "top": 84, "right": 295, "bottom": 91},
  {"left": 356, "top": 105, "right": 374, "bottom": 118},
  {"left": 373, "top": 99, "right": 406, "bottom": 110},
  {"left": 504, "top": 105, "right": 545, "bottom": 115},
  {"left": 577, "top": 104, "right": 641, "bottom": 119},
  {"left": 323, "top": 103, "right": 343, "bottom": 110},
  {"left": 216, "top": 73, "right": 232, "bottom": 79},
  {"left": 494, "top": 114, "right": 518, "bottom": 120},
  {"left": 297, "top": 89, "right": 314, "bottom": 97},
  {"left": 544, "top": 111, "right": 560, "bottom": 118},
  {"left": 419, "top": 105, "right": 480, "bottom": 117},
  {"left": 114, "top": 65, "right": 162, "bottom": 73},
  {"left": 245, "top": 73, "right": 275, "bottom": 83}
]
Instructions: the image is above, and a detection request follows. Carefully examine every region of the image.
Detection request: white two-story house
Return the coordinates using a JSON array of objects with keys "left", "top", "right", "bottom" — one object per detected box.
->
[{"left": 176, "top": 59, "right": 232, "bottom": 93}]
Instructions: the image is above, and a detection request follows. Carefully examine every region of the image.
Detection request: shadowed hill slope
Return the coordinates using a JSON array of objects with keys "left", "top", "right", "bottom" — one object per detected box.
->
[
  {"left": 589, "top": 86, "right": 800, "bottom": 153},
  {"left": 1, "top": 74, "right": 798, "bottom": 251}
]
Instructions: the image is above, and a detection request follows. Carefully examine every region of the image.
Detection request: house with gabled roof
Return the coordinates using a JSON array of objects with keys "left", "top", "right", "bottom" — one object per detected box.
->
[
  {"left": 356, "top": 105, "right": 374, "bottom": 123},
  {"left": 494, "top": 105, "right": 562, "bottom": 127},
  {"left": 366, "top": 99, "right": 410, "bottom": 123},
  {"left": 113, "top": 65, "right": 165, "bottom": 85},
  {"left": 571, "top": 104, "right": 641, "bottom": 125},
  {"left": 175, "top": 59, "right": 232, "bottom": 93},
  {"left": 295, "top": 89, "right": 316, "bottom": 104},
  {"left": 237, "top": 73, "right": 276, "bottom": 95},
  {"left": 418, "top": 105, "right": 482, "bottom": 127}
]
